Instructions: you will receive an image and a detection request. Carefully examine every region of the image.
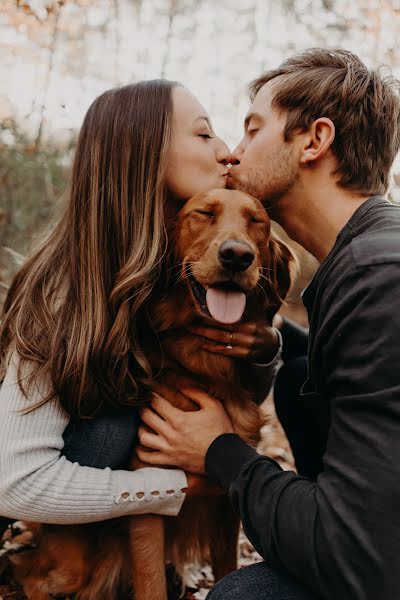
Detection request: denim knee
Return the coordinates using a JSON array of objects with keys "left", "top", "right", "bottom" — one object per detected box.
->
[
  {"left": 61, "top": 406, "right": 140, "bottom": 469},
  {"left": 207, "top": 563, "right": 318, "bottom": 600}
]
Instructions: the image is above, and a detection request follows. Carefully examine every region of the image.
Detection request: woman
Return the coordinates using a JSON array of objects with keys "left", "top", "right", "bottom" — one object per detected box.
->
[{"left": 0, "top": 80, "right": 281, "bottom": 528}]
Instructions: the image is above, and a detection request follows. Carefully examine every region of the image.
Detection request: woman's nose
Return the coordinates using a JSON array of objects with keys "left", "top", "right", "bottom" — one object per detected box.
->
[{"left": 216, "top": 140, "right": 232, "bottom": 165}]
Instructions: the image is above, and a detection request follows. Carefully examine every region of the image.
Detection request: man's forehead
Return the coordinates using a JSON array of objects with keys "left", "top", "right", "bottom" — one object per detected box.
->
[
  {"left": 250, "top": 79, "right": 275, "bottom": 113},
  {"left": 248, "top": 81, "right": 275, "bottom": 118}
]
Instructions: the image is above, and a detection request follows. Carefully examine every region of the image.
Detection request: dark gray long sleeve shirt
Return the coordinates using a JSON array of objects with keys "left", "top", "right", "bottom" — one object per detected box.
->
[{"left": 205, "top": 196, "right": 400, "bottom": 600}]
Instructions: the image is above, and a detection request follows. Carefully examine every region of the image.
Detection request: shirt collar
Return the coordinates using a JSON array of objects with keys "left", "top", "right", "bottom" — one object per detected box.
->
[{"left": 302, "top": 195, "right": 387, "bottom": 308}]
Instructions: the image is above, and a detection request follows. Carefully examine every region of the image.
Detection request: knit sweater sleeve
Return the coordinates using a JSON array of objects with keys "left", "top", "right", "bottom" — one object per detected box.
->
[{"left": 0, "top": 353, "right": 187, "bottom": 524}]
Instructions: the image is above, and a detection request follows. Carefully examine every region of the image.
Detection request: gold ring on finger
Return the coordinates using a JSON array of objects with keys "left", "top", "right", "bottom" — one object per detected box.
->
[{"left": 226, "top": 332, "right": 233, "bottom": 350}]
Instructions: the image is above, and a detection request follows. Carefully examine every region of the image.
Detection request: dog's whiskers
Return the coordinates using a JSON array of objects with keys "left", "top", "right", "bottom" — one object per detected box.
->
[
  {"left": 258, "top": 273, "right": 283, "bottom": 300},
  {"left": 256, "top": 281, "right": 269, "bottom": 300},
  {"left": 167, "top": 261, "right": 185, "bottom": 273},
  {"left": 258, "top": 272, "right": 274, "bottom": 286}
]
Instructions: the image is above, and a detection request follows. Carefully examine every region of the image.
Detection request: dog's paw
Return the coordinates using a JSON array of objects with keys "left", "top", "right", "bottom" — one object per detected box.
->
[{"left": 0, "top": 521, "right": 40, "bottom": 558}]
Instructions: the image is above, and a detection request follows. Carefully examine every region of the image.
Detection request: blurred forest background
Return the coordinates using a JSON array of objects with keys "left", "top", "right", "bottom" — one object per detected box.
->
[{"left": 1, "top": 0, "right": 400, "bottom": 313}]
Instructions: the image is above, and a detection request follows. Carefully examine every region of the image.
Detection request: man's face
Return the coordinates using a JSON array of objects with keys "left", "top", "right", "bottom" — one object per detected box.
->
[{"left": 228, "top": 80, "right": 299, "bottom": 211}]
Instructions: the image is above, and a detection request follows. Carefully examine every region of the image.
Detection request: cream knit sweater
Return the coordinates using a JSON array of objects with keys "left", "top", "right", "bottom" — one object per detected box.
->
[{"left": 0, "top": 353, "right": 187, "bottom": 523}]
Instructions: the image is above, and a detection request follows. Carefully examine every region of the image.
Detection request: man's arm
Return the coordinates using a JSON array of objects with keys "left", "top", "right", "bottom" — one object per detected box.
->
[{"left": 206, "top": 263, "right": 400, "bottom": 600}]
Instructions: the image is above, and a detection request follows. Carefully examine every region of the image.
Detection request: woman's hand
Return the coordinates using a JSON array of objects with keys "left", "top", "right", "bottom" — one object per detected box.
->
[
  {"left": 137, "top": 387, "right": 234, "bottom": 474},
  {"left": 188, "top": 317, "right": 281, "bottom": 363}
]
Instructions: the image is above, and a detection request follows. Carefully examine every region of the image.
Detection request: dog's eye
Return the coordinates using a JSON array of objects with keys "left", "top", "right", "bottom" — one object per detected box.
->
[
  {"left": 195, "top": 210, "right": 214, "bottom": 218},
  {"left": 251, "top": 217, "right": 264, "bottom": 224}
]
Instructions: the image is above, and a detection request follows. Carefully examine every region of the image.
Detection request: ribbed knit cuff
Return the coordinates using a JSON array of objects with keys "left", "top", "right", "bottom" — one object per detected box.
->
[{"left": 205, "top": 433, "right": 259, "bottom": 491}]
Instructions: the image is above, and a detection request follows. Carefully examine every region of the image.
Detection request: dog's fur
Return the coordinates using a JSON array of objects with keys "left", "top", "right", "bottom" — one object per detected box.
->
[{"left": 3, "top": 189, "right": 294, "bottom": 600}]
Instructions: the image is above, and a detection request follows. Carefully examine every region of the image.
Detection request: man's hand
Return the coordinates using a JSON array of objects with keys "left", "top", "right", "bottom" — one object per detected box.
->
[
  {"left": 137, "top": 387, "right": 234, "bottom": 474},
  {"left": 188, "top": 319, "right": 280, "bottom": 363}
]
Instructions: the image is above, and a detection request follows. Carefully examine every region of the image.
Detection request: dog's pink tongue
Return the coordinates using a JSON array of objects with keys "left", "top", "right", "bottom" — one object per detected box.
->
[{"left": 206, "top": 287, "right": 246, "bottom": 324}]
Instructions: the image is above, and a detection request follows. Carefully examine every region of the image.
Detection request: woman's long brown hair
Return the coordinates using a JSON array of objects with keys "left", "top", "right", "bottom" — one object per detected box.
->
[{"left": 0, "top": 80, "right": 178, "bottom": 417}]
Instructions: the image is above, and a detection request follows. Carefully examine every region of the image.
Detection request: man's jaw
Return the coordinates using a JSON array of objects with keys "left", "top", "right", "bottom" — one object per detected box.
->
[{"left": 228, "top": 173, "right": 286, "bottom": 224}]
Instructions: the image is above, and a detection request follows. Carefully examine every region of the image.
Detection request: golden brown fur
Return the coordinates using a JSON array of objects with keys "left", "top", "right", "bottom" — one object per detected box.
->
[{"left": 5, "top": 189, "right": 294, "bottom": 600}]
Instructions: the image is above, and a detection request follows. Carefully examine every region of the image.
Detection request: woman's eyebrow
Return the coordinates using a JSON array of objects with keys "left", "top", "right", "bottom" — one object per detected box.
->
[{"left": 194, "top": 116, "right": 212, "bottom": 128}]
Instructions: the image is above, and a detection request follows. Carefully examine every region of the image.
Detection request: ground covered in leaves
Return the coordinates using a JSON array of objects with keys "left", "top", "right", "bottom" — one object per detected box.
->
[{"left": 0, "top": 395, "right": 295, "bottom": 600}]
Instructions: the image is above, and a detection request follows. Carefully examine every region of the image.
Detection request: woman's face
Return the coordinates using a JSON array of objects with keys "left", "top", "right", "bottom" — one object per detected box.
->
[{"left": 166, "top": 87, "right": 231, "bottom": 203}]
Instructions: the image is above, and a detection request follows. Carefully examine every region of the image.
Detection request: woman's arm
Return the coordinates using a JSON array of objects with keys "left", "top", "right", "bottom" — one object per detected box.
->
[{"left": 0, "top": 353, "right": 187, "bottom": 524}]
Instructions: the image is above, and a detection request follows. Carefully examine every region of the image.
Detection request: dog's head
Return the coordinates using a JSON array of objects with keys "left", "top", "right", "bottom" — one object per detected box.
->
[{"left": 174, "top": 188, "right": 295, "bottom": 324}]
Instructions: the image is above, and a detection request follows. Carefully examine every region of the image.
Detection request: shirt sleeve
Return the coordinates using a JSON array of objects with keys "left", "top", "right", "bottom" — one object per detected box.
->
[
  {"left": 205, "top": 264, "right": 400, "bottom": 600},
  {"left": 246, "top": 327, "right": 283, "bottom": 405},
  {"left": 0, "top": 353, "right": 187, "bottom": 524}
]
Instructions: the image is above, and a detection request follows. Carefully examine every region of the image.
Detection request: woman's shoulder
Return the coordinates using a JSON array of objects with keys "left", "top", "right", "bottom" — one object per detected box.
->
[{"left": 0, "top": 349, "right": 66, "bottom": 423}]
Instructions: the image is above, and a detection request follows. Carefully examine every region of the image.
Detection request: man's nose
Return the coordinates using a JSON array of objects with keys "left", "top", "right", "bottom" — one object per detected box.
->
[{"left": 230, "top": 143, "right": 242, "bottom": 165}]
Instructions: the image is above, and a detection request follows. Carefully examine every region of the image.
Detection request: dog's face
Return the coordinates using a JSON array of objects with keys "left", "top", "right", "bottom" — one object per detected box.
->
[{"left": 175, "top": 188, "right": 293, "bottom": 324}]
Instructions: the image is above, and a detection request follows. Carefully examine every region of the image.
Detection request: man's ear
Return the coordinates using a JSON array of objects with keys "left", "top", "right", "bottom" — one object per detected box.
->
[
  {"left": 300, "top": 117, "right": 335, "bottom": 165},
  {"left": 266, "top": 235, "right": 298, "bottom": 319}
]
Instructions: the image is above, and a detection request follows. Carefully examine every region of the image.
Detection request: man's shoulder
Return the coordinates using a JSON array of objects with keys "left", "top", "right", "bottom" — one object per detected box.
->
[
  {"left": 350, "top": 226, "right": 400, "bottom": 268},
  {"left": 349, "top": 202, "right": 400, "bottom": 268}
]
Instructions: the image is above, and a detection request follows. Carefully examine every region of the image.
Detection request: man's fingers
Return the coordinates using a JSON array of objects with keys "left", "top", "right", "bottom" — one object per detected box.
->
[
  {"left": 152, "top": 381, "right": 178, "bottom": 402},
  {"left": 138, "top": 426, "right": 169, "bottom": 451},
  {"left": 179, "top": 386, "right": 219, "bottom": 409},
  {"left": 140, "top": 406, "right": 170, "bottom": 437},
  {"left": 152, "top": 382, "right": 183, "bottom": 405},
  {"left": 136, "top": 447, "right": 171, "bottom": 465},
  {"left": 150, "top": 392, "right": 183, "bottom": 421}
]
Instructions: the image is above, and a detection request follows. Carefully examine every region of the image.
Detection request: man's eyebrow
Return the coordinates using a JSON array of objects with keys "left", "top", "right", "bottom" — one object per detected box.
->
[{"left": 244, "top": 111, "right": 262, "bottom": 129}]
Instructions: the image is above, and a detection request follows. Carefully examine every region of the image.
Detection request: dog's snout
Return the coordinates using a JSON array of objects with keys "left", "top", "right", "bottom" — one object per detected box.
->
[{"left": 219, "top": 240, "right": 255, "bottom": 272}]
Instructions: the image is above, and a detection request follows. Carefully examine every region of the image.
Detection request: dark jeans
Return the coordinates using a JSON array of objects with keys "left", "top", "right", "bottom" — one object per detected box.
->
[
  {"left": 208, "top": 562, "right": 317, "bottom": 600},
  {"left": 60, "top": 405, "right": 140, "bottom": 469}
]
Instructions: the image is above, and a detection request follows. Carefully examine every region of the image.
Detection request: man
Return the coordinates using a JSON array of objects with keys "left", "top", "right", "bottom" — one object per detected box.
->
[{"left": 138, "top": 49, "right": 400, "bottom": 599}]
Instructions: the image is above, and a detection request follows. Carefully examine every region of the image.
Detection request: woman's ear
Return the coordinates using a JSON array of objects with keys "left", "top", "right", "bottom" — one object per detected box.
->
[{"left": 266, "top": 235, "right": 298, "bottom": 317}]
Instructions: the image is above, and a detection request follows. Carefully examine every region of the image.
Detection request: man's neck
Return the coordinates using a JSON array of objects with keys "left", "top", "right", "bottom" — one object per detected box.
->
[{"left": 270, "top": 183, "right": 370, "bottom": 262}]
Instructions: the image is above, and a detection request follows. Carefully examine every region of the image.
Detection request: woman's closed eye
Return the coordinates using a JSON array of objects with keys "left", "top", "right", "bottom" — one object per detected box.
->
[{"left": 199, "top": 132, "right": 213, "bottom": 139}]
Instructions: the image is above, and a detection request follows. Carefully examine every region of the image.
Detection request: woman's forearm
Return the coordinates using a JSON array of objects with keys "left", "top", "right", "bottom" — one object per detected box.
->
[{"left": 0, "top": 354, "right": 187, "bottom": 524}]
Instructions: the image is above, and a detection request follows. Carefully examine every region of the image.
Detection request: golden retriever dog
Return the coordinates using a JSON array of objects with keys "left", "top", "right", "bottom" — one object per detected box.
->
[{"left": 2, "top": 189, "right": 294, "bottom": 600}]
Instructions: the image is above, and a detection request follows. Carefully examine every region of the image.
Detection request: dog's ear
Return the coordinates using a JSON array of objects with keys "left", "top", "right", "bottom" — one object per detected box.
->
[{"left": 265, "top": 235, "right": 297, "bottom": 318}]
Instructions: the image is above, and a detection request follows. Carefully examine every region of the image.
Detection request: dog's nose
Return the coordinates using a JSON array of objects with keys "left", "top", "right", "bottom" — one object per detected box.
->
[{"left": 219, "top": 240, "right": 255, "bottom": 272}]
